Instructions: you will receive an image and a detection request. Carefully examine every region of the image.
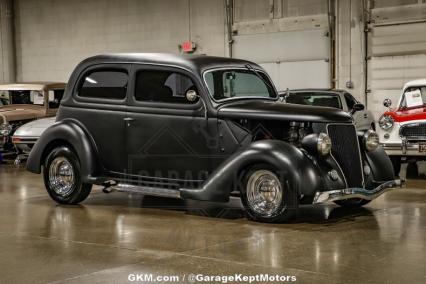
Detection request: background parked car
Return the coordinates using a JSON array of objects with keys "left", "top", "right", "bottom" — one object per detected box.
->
[
  {"left": 0, "top": 82, "right": 65, "bottom": 159},
  {"left": 379, "top": 79, "right": 426, "bottom": 176},
  {"left": 280, "top": 89, "right": 375, "bottom": 131},
  {"left": 12, "top": 116, "right": 56, "bottom": 164}
]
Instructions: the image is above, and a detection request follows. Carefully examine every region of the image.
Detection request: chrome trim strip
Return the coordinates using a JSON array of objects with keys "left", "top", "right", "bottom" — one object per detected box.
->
[
  {"left": 313, "top": 179, "right": 404, "bottom": 204},
  {"left": 111, "top": 184, "right": 182, "bottom": 199}
]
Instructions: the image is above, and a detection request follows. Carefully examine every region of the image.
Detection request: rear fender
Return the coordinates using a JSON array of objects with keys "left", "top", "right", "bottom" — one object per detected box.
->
[{"left": 26, "top": 119, "right": 100, "bottom": 183}]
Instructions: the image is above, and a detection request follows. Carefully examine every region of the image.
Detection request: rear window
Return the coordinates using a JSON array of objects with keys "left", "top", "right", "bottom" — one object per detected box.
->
[
  {"left": 285, "top": 92, "right": 342, "bottom": 109},
  {"left": 78, "top": 70, "right": 128, "bottom": 100}
]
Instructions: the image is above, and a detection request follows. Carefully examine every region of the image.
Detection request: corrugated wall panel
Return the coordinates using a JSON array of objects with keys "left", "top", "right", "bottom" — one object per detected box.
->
[
  {"left": 233, "top": 29, "right": 329, "bottom": 63},
  {"left": 367, "top": 3, "right": 426, "bottom": 120},
  {"left": 233, "top": 28, "right": 330, "bottom": 90},
  {"left": 261, "top": 60, "right": 330, "bottom": 90},
  {"left": 371, "top": 22, "right": 426, "bottom": 56}
]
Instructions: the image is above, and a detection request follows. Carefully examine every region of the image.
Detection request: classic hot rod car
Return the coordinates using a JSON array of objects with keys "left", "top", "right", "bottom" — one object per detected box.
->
[
  {"left": 0, "top": 82, "right": 65, "bottom": 157},
  {"left": 27, "top": 54, "right": 402, "bottom": 222}
]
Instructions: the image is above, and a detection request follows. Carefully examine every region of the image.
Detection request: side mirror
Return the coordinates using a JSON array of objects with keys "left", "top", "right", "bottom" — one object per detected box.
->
[
  {"left": 383, "top": 99, "right": 392, "bottom": 108},
  {"left": 352, "top": 103, "right": 365, "bottom": 113},
  {"left": 186, "top": 90, "right": 199, "bottom": 102}
]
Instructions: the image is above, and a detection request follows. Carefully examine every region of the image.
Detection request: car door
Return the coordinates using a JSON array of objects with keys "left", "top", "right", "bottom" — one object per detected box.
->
[
  {"left": 344, "top": 92, "right": 370, "bottom": 130},
  {"left": 125, "top": 64, "right": 220, "bottom": 183},
  {"left": 69, "top": 65, "right": 129, "bottom": 174}
]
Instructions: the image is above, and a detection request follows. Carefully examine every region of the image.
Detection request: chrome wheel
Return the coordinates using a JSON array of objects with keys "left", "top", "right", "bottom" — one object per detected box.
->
[
  {"left": 246, "top": 170, "right": 283, "bottom": 217},
  {"left": 48, "top": 157, "right": 75, "bottom": 197}
]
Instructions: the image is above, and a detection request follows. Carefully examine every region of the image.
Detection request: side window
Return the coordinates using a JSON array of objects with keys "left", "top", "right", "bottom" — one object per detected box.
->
[
  {"left": 79, "top": 70, "right": 128, "bottom": 100},
  {"left": 344, "top": 93, "right": 357, "bottom": 110},
  {"left": 48, "top": 89, "right": 65, "bottom": 109},
  {"left": 135, "top": 70, "right": 197, "bottom": 104}
]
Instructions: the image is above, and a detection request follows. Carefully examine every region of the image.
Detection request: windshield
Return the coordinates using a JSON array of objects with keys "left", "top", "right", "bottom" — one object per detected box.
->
[
  {"left": 400, "top": 86, "right": 426, "bottom": 109},
  {"left": 0, "top": 90, "right": 64, "bottom": 108},
  {"left": 204, "top": 69, "right": 277, "bottom": 102},
  {"left": 285, "top": 92, "right": 342, "bottom": 109}
]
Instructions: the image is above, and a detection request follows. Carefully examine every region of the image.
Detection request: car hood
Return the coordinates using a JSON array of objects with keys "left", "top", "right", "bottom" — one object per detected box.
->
[
  {"left": 0, "top": 105, "right": 46, "bottom": 124},
  {"left": 385, "top": 106, "right": 426, "bottom": 123},
  {"left": 217, "top": 100, "right": 352, "bottom": 123},
  {"left": 13, "top": 116, "right": 56, "bottom": 137}
]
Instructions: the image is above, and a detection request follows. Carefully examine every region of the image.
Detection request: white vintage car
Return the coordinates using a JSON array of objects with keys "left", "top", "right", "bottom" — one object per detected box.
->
[
  {"left": 12, "top": 116, "right": 56, "bottom": 163},
  {"left": 379, "top": 79, "right": 426, "bottom": 176}
]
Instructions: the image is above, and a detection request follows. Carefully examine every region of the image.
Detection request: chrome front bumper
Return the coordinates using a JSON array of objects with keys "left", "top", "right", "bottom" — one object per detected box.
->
[
  {"left": 313, "top": 179, "right": 404, "bottom": 204},
  {"left": 381, "top": 140, "right": 426, "bottom": 156}
]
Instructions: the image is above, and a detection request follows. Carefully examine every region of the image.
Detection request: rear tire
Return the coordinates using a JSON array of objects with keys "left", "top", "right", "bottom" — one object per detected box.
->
[
  {"left": 43, "top": 146, "right": 92, "bottom": 205},
  {"left": 240, "top": 165, "right": 298, "bottom": 223}
]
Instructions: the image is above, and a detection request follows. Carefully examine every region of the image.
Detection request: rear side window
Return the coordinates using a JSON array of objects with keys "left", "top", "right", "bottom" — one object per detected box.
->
[
  {"left": 134, "top": 70, "right": 197, "bottom": 104},
  {"left": 79, "top": 70, "right": 128, "bottom": 100}
]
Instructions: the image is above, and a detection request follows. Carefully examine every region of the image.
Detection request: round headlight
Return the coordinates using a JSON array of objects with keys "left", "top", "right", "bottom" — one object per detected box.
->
[
  {"left": 317, "top": 133, "right": 332, "bottom": 156},
  {"left": 379, "top": 115, "right": 394, "bottom": 130},
  {"left": 0, "top": 123, "right": 12, "bottom": 136},
  {"left": 364, "top": 130, "right": 379, "bottom": 152}
]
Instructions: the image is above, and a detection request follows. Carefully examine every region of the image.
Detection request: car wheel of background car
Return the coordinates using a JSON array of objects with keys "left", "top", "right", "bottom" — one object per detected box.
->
[
  {"left": 406, "top": 162, "right": 419, "bottom": 179},
  {"left": 241, "top": 165, "right": 298, "bottom": 223},
  {"left": 390, "top": 156, "right": 402, "bottom": 177},
  {"left": 43, "top": 146, "right": 92, "bottom": 204},
  {"left": 334, "top": 198, "right": 371, "bottom": 208}
]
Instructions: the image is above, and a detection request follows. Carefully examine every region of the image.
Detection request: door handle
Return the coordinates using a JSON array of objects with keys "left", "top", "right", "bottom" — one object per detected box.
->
[{"left": 124, "top": 117, "right": 134, "bottom": 126}]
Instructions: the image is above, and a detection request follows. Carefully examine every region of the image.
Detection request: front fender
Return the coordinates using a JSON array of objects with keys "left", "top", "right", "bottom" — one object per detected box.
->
[
  {"left": 26, "top": 119, "right": 100, "bottom": 183},
  {"left": 365, "top": 147, "right": 395, "bottom": 183},
  {"left": 180, "top": 140, "right": 323, "bottom": 202}
]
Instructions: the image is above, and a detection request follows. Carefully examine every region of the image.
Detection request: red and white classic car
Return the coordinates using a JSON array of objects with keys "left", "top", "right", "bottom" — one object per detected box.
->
[{"left": 379, "top": 79, "right": 426, "bottom": 176}]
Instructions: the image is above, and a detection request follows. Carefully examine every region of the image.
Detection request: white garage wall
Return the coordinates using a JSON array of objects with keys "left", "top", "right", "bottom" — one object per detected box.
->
[
  {"left": 233, "top": 29, "right": 331, "bottom": 90},
  {"left": 232, "top": 0, "right": 331, "bottom": 91},
  {"left": 14, "top": 0, "right": 226, "bottom": 82},
  {"left": 367, "top": 3, "right": 426, "bottom": 119}
]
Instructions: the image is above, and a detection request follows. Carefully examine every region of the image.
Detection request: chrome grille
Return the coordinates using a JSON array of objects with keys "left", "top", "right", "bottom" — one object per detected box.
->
[
  {"left": 400, "top": 123, "right": 426, "bottom": 139},
  {"left": 327, "top": 124, "right": 364, "bottom": 188}
]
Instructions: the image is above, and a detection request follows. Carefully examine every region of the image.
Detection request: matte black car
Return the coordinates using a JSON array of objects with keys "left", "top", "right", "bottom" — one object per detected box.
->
[{"left": 27, "top": 54, "right": 402, "bottom": 222}]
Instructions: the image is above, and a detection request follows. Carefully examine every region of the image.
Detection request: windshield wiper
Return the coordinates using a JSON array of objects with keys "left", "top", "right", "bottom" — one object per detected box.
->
[{"left": 244, "top": 64, "right": 276, "bottom": 97}]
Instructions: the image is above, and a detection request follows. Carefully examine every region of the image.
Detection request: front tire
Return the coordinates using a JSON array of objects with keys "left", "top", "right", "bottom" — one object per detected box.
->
[
  {"left": 43, "top": 146, "right": 92, "bottom": 204},
  {"left": 241, "top": 165, "right": 298, "bottom": 223}
]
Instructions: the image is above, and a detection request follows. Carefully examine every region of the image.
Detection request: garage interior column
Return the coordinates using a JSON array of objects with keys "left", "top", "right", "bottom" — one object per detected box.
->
[{"left": 0, "top": 0, "right": 15, "bottom": 83}]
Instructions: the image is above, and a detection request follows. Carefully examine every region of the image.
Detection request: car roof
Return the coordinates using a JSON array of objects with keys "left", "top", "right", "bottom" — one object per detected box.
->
[
  {"left": 403, "top": 79, "right": 426, "bottom": 90},
  {"left": 279, "top": 88, "right": 346, "bottom": 94},
  {"left": 79, "top": 53, "right": 263, "bottom": 73},
  {"left": 0, "top": 82, "right": 66, "bottom": 91}
]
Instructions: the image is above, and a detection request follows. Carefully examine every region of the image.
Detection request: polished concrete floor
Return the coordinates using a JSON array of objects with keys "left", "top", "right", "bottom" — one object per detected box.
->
[{"left": 0, "top": 164, "right": 425, "bottom": 284}]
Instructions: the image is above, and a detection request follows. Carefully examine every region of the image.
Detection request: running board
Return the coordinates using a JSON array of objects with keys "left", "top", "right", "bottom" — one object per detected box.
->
[{"left": 111, "top": 184, "right": 182, "bottom": 199}]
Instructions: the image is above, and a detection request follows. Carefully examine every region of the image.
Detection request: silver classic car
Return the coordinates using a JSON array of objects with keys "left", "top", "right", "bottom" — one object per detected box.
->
[{"left": 281, "top": 89, "right": 375, "bottom": 131}]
